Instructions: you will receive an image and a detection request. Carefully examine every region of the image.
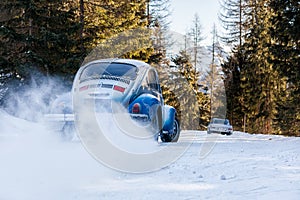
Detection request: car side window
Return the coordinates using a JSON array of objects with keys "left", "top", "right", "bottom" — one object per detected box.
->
[
  {"left": 224, "top": 119, "right": 229, "bottom": 125},
  {"left": 147, "top": 69, "right": 159, "bottom": 92},
  {"left": 135, "top": 69, "right": 161, "bottom": 100}
]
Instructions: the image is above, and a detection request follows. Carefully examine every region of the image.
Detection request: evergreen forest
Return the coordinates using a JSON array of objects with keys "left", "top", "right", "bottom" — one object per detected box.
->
[{"left": 0, "top": 0, "right": 299, "bottom": 136}]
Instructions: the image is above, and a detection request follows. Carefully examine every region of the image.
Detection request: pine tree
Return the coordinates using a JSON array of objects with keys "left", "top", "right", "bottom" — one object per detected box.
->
[
  {"left": 206, "top": 25, "right": 228, "bottom": 120},
  {"left": 0, "top": 0, "right": 81, "bottom": 84},
  {"left": 171, "top": 51, "right": 210, "bottom": 130},
  {"left": 222, "top": 51, "right": 244, "bottom": 129},
  {"left": 239, "top": 0, "right": 280, "bottom": 134},
  {"left": 187, "top": 13, "right": 205, "bottom": 74},
  {"left": 0, "top": 0, "right": 152, "bottom": 86},
  {"left": 147, "top": 0, "right": 172, "bottom": 63},
  {"left": 219, "top": 0, "right": 299, "bottom": 135},
  {"left": 270, "top": 0, "right": 300, "bottom": 136},
  {"left": 0, "top": 0, "right": 154, "bottom": 107},
  {"left": 81, "top": 0, "right": 152, "bottom": 62},
  {"left": 219, "top": 0, "right": 248, "bottom": 131},
  {"left": 219, "top": 0, "right": 246, "bottom": 46}
]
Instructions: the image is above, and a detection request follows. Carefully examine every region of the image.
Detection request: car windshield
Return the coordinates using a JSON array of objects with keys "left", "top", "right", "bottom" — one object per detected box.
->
[
  {"left": 80, "top": 62, "right": 138, "bottom": 81},
  {"left": 213, "top": 119, "right": 229, "bottom": 125}
]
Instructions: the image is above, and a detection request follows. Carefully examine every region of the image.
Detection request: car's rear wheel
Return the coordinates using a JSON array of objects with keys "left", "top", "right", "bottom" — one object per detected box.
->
[
  {"left": 62, "top": 122, "right": 76, "bottom": 141},
  {"left": 171, "top": 118, "right": 180, "bottom": 142},
  {"left": 160, "top": 118, "right": 180, "bottom": 143},
  {"left": 160, "top": 133, "right": 171, "bottom": 142}
]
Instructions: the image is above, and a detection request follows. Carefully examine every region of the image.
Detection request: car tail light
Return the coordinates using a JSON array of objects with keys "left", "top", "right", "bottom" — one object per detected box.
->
[
  {"left": 113, "top": 85, "right": 125, "bottom": 93},
  {"left": 132, "top": 103, "right": 141, "bottom": 114},
  {"left": 79, "top": 85, "right": 89, "bottom": 91}
]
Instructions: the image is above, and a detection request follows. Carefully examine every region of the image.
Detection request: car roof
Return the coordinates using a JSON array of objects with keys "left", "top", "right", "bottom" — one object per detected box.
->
[
  {"left": 211, "top": 118, "right": 230, "bottom": 123},
  {"left": 81, "top": 58, "right": 151, "bottom": 70},
  {"left": 212, "top": 118, "right": 228, "bottom": 120}
]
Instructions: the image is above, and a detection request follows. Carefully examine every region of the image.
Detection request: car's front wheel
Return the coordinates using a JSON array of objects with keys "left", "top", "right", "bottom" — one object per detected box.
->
[{"left": 61, "top": 122, "right": 76, "bottom": 141}]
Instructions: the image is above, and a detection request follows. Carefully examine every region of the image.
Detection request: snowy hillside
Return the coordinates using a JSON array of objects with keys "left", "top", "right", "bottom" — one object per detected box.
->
[{"left": 0, "top": 109, "right": 299, "bottom": 200}]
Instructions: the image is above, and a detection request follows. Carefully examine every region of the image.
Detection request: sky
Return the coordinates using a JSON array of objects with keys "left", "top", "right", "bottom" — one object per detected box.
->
[{"left": 169, "top": 0, "right": 221, "bottom": 44}]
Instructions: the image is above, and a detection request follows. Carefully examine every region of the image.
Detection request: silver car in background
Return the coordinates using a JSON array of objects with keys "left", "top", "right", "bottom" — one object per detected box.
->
[{"left": 207, "top": 118, "right": 233, "bottom": 135}]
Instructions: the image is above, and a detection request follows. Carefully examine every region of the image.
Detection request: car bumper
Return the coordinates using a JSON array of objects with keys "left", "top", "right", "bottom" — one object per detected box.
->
[
  {"left": 208, "top": 128, "right": 233, "bottom": 134},
  {"left": 44, "top": 114, "right": 75, "bottom": 122},
  {"left": 129, "top": 113, "right": 149, "bottom": 121}
]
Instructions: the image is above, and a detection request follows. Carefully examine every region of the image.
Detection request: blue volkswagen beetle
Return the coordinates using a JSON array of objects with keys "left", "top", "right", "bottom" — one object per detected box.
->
[{"left": 47, "top": 59, "right": 180, "bottom": 142}]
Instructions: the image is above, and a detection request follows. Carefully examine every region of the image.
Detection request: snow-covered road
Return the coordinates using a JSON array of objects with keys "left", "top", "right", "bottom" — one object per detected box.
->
[{"left": 0, "top": 110, "right": 299, "bottom": 200}]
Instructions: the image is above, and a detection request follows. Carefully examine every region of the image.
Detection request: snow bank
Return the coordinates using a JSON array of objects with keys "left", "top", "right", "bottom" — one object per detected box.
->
[{"left": 0, "top": 109, "right": 114, "bottom": 200}]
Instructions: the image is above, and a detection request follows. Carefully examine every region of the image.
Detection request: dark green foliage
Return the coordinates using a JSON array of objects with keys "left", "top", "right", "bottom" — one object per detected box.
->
[
  {"left": 220, "top": 0, "right": 300, "bottom": 136},
  {"left": 0, "top": 0, "right": 81, "bottom": 85},
  {"left": 269, "top": 0, "right": 300, "bottom": 136},
  {"left": 83, "top": 28, "right": 153, "bottom": 65},
  {"left": 0, "top": 0, "right": 154, "bottom": 107},
  {"left": 222, "top": 50, "right": 244, "bottom": 130}
]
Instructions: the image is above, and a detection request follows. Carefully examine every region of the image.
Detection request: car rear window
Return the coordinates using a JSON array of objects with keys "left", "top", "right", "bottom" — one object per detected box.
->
[
  {"left": 213, "top": 119, "right": 229, "bottom": 125},
  {"left": 80, "top": 62, "right": 138, "bottom": 81}
]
